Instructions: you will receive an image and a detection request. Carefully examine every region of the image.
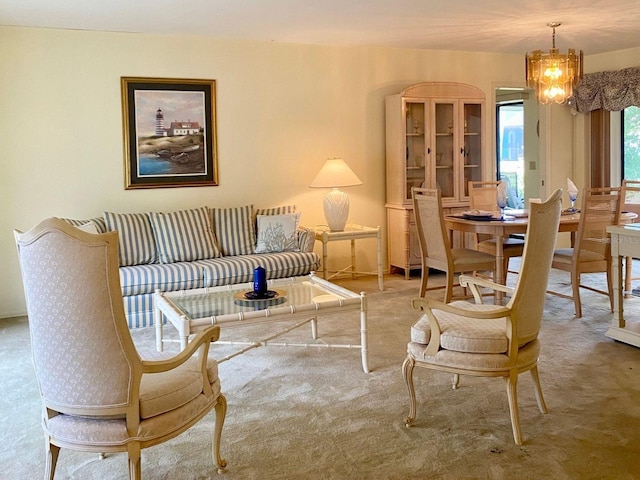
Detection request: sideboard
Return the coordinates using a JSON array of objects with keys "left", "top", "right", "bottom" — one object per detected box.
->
[{"left": 607, "top": 224, "right": 640, "bottom": 348}]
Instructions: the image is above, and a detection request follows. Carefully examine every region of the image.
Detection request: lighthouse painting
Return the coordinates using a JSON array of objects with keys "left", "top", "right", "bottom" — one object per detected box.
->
[{"left": 121, "top": 77, "right": 218, "bottom": 189}]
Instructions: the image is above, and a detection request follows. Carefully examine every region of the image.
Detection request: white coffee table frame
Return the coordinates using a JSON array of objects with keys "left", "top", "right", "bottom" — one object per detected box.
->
[{"left": 154, "top": 273, "right": 369, "bottom": 372}]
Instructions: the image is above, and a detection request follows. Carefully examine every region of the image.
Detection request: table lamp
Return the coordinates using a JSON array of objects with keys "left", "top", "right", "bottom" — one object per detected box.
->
[{"left": 310, "top": 158, "right": 362, "bottom": 231}]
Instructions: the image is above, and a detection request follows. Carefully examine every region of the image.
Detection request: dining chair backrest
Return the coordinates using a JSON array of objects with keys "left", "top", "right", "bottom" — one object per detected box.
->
[
  {"left": 621, "top": 179, "right": 640, "bottom": 218},
  {"left": 573, "top": 186, "right": 621, "bottom": 263},
  {"left": 507, "top": 188, "right": 562, "bottom": 345},
  {"left": 468, "top": 180, "right": 500, "bottom": 212},
  {"left": 412, "top": 187, "right": 451, "bottom": 268}
]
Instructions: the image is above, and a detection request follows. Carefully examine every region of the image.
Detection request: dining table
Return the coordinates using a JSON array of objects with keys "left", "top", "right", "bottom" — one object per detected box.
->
[{"left": 444, "top": 209, "right": 637, "bottom": 304}]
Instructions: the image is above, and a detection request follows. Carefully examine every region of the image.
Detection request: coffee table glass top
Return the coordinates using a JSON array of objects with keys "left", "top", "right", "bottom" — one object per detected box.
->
[{"left": 164, "top": 275, "right": 358, "bottom": 321}]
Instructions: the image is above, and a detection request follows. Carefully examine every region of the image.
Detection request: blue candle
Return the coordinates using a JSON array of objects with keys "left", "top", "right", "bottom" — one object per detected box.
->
[{"left": 253, "top": 266, "right": 267, "bottom": 293}]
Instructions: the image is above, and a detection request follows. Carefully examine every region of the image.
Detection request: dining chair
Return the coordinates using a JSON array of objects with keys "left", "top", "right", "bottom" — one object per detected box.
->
[
  {"left": 14, "top": 218, "right": 227, "bottom": 479},
  {"left": 412, "top": 187, "right": 496, "bottom": 302},
  {"left": 549, "top": 186, "right": 622, "bottom": 317},
  {"left": 403, "top": 188, "right": 562, "bottom": 445},
  {"left": 621, "top": 179, "right": 640, "bottom": 296},
  {"left": 468, "top": 180, "right": 525, "bottom": 277}
]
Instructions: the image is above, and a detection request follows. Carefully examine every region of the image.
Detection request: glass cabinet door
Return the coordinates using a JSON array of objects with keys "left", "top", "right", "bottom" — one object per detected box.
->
[
  {"left": 432, "top": 100, "right": 456, "bottom": 200},
  {"left": 404, "top": 100, "right": 427, "bottom": 202},
  {"left": 461, "top": 102, "right": 483, "bottom": 198}
]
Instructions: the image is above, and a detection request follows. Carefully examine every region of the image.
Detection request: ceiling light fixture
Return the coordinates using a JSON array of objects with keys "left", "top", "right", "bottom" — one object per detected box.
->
[{"left": 525, "top": 22, "right": 583, "bottom": 104}]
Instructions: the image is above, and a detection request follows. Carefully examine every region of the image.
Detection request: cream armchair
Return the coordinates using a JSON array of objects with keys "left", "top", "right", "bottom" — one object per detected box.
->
[
  {"left": 14, "top": 218, "right": 227, "bottom": 479},
  {"left": 402, "top": 189, "right": 562, "bottom": 445}
]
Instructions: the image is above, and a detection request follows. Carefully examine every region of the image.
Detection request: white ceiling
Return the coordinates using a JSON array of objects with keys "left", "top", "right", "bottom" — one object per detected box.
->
[{"left": 2, "top": 0, "right": 640, "bottom": 56}]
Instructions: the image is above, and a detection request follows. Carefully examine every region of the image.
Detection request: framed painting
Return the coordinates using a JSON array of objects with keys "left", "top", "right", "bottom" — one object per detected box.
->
[{"left": 121, "top": 77, "right": 218, "bottom": 189}]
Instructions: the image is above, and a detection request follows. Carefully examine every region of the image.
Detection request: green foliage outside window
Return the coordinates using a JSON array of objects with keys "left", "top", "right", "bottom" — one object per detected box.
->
[{"left": 623, "top": 106, "right": 640, "bottom": 180}]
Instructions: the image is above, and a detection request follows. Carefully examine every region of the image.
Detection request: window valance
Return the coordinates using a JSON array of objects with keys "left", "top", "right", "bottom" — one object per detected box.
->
[{"left": 569, "top": 67, "right": 640, "bottom": 114}]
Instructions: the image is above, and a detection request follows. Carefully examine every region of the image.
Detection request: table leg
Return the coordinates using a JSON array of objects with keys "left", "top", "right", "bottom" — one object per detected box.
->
[
  {"left": 376, "top": 227, "right": 384, "bottom": 291},
  {"left": 611, "top": 248, "right": 625, "bottom": 328},
  {"left": 322, "top": 238, "right": 328, "bottom": 280},
  {"left": 351, "top": 239, "right": 356, "bottom": 279},
  {"left": 624, "top": 255, "right": 632, "bottom": 298},
  {"left": 360, "top": 292, "right": 369, "bottom": 373},
  {"left": 494, "top": 234, "right": 505, "bottom": 304},
  {"left": 154, "top": 291, "right": 163, "bottom": 352}
]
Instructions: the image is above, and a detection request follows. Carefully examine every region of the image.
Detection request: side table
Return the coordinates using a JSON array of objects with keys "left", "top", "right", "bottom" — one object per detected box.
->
[{"left": 312, "top": 223, "right": 383, "bottom": 291}]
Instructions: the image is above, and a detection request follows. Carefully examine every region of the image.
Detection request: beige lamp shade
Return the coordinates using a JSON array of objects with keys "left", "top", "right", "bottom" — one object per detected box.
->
[{"left": 310, "top": 158, "right": 362, "bottom": 231}]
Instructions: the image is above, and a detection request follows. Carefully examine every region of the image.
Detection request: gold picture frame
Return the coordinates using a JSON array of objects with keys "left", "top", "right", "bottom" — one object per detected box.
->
[{"left": 121, "top": 77, "right": 218, "bottom": 189}]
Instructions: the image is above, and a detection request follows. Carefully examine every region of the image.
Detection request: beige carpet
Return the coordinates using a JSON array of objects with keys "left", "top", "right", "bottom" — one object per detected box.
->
[{"left": 2, "top": 268, "right": 640, "bottom": 479}]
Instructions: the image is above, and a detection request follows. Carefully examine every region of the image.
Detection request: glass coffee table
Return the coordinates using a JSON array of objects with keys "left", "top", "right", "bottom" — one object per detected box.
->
[{"left": 153, "top": 273, "right": 369, "bottom": 372}]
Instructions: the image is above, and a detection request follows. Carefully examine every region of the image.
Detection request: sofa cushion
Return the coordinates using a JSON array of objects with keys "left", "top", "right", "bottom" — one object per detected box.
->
[
  {"left": 255, "top": 212, "right": 301, "bottom": 253},
  {"left": 198, "top": 251, "right": 320, "bottom": 287},
  {"left": 76, "top": 221, "right": 99, "bottom": 234},
  {"left": 149, "top": 207, "right": 221, "bottom": 264},
  {"left": 210, "top": 205, "right": 255, "bottom": 256},
  {"left": 253, "top": 204, "right": 296, "bottom": 218},
  {"left": 60, "top": 217, "right": 107, "bottom": 233},
  {"left": 119, "top": 261, "right": 204, "bottom": 297},
  {"left": 104, "top": 211, "right": 157, "bottom": 266}
]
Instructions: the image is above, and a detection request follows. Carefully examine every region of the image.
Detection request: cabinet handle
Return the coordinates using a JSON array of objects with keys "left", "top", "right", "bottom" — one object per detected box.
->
[{"left": 427, "top": 147, "right": 431, "bottom": 154}]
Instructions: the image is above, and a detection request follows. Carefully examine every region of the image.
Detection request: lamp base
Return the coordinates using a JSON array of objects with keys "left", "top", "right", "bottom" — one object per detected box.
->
[{"left": 323, "top": 188, "right": 350, "bottom": 231}]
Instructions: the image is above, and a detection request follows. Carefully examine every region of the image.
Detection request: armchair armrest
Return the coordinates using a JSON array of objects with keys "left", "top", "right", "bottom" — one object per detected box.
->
[
  {"left": 459, "top": 274, "right": 514, "bottom": 304},
  {"left": 141, "top": 324, "right": 221, "bottom": 374},
  {"left": 411, "top": 297, "right": 513, "bottom": 357},
  {"left": 297, "top": 226, "right": 316, "bottom": 252},
  {"left": 412, "top": 297, "right": 510, "bottom": 320}
]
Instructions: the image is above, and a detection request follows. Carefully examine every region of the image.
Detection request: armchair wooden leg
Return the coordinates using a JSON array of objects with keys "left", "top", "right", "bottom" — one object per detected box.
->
[
  {"left": 451, "top": 373, "right": 460, "bottom": 390},
  {"left": 505, "top": 371, "right": 523, "bottom": 445},
  {"left": 402, "top": 356, "right": 417, "bottom": 427},
  {"left": 530, "top": 366, "right": 548, "bottom": 414},
  {"left": 44, "top": 440, "right": 60, "bottom": 480},
  {"left": 127, "top": 443, "right": 141, "bottom": 480},
  {"left": 212, "top": 394, "right": 228, "bottom": 474}
]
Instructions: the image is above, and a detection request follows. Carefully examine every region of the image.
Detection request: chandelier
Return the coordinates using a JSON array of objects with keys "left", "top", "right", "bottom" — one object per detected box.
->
[{"left": 525, "top": 22, "right": 583, "bottom": 104}]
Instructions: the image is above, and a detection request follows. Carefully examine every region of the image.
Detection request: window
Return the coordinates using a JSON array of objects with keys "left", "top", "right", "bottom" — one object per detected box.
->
[
  {"left": 622, "top": 106, "right": 640, "bottom": 180},
  {"left": 496, "top": 102, "right": 524, "bottom": 208}
]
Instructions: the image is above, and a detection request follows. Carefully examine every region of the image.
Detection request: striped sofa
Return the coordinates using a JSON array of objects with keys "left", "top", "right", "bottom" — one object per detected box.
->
[{"left": 64, "top": 204, "right": 320, "bottom": 328}]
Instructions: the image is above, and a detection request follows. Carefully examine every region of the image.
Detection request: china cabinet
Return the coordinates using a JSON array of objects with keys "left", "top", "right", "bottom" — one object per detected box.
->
[{"left": 385, "top": 82, "right": 486, "bottom": 278}]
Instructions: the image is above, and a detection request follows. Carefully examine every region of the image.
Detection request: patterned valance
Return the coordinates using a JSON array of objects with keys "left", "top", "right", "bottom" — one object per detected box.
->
[{"left": 568, "top": 67, "right": 640, "bottom": 113}]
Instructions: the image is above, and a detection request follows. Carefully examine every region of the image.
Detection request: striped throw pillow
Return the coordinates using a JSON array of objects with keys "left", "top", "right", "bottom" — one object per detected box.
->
[
  {"left": 148, "top": 207, "right": 221, "bottom": 264},
  {"left": 211, "top": 205, "right": 255, "bottom": 256},
  {"left": 104, "top": 212, "right": 157, "bottom": 266}
]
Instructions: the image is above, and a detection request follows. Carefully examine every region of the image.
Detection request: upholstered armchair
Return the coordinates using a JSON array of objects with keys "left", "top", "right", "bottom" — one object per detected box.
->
[
  {"left": 403, "top": 189, "right": 562, "bottom": 445},
  {"left": 14, "top": 218, "right": 227, "bottom": 479}
]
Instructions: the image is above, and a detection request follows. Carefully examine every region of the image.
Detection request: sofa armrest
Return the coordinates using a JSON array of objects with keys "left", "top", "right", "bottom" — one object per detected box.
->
[{"left": 297, "top": 226, "right": 315, "bottom": 252}]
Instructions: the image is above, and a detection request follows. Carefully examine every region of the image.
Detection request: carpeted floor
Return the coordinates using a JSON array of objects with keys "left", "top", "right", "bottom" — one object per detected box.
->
[{"left": 2, "top": 268, "right": 640, "bottom": 479}]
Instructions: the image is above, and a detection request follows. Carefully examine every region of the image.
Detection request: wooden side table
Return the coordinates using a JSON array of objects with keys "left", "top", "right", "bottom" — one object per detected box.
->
[{"left": 312, "top": 223, "right": 383, "bottom": 291}]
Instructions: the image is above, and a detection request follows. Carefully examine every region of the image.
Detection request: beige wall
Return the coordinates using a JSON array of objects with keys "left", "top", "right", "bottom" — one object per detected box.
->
[{"left": 1, "top": 25, "right": 637, "bottom": 318}]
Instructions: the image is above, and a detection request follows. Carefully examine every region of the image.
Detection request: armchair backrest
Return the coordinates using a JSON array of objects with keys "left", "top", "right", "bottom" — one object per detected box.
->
[
  {"left": 508, "top": 189, "right": 562, "bottom": 345},
  {"left": 412, "top": 187, "right": 451, "bottom": 267},
  {"left": 573, "top": 187, "right": 621, "bottom": 263},
  {"left": 468, "top": 180, "right": 501, "bottom": 212},
  {"left": 14, "top": 218, "right": 140, "bottom": 417}
]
